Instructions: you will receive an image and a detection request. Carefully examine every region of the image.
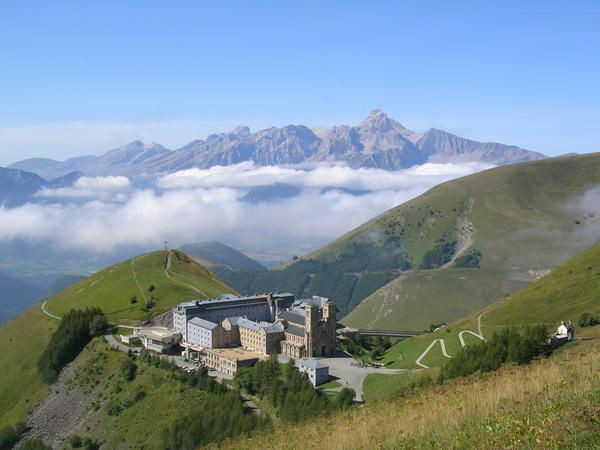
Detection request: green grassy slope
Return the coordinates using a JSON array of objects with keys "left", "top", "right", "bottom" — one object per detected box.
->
[
  {"left": 481, "top": 239, "right": 600, "bottom": 332},
  {"left": 46, "top": 250, "right": 235, "bottom": 323},
  {"left": 0, "top": 250, "right": 233, "bottom": 428},
  {"left": 0, "top": 307, "right": 57, "bottom": 427},
  {"left": 57, "top": 339, "right": 208, "bottom": 449},
  {"left": 218, "top": 153, "right": 600, "bottom": 323},
  {"left": 373, "top": 239, "right": 600, "bottom": 374},
  {"left": 342, "top": 153, "right": 600, "bottom": 329},
  {"left": 344, "top": 269, "right": 528, "bottom": 330}
]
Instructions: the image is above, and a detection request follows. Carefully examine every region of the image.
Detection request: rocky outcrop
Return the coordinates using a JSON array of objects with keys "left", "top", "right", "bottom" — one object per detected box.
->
[{"left": 10, "top": 110, "right": 547, "bottom": 177}]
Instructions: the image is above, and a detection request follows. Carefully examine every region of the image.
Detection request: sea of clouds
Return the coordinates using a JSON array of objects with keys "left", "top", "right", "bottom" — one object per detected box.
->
[{"left": 0, "top": 162, "right": 493, "bottom": 257}]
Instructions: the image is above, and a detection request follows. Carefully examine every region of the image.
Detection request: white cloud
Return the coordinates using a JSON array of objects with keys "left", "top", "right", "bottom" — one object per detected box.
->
[
  {"left": 0, "top": 163, "right": 492, "bottom": 255},
  {"left": 158, "top": 161, "right": 492, "bottom": 191},
  {"left": 36, "top": 176, "right": 131, "bottom": 201}
]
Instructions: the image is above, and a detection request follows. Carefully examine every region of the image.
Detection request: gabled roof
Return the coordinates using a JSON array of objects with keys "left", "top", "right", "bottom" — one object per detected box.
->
[
  {"left": 222, "top": 316, "right": 244, "bottom": 326},
  {"left": 299, "top": 358, "right": 328, "bottom": 370},
  {"left": 279, "top": 309, "right": 305, "bottom": 325},
  {"left": 285, "top": 323, "right": 305, "bottom": 337},
  {"left": 188, "top": 317, "right": 219, "bottom": 330},
  {"left": 237, "top": 317, "right": 263, "bottom": 331}
]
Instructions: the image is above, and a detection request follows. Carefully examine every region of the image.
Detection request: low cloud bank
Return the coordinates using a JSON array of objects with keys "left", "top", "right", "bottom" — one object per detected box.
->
[{"left": 0, "top": 163, "right": 491, "bottom": 254}]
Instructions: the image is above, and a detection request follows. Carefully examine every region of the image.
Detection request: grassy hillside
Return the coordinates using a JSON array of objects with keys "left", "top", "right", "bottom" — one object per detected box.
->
[
  {"left": 362, "top": 239, "right": 600, "bottom": 377},
  {"left": 344, "top": 268, "right": 528, "bottom": 330},
  {"left": 481, "top": 239, "right": 600, "bottom": 332},
  {"left": 223, "top": 334, "right": 600, "bottom": 449},
  {"left": 342, "top": 153, "right": 600, "bottom": 328},
  {"left": 0, "top": 307, "right": 57, "bottom": 427},
  {"left": 33, "top": 339, "right": 210, "bottom": 449},
  {"left": 218, "top": 153, "right": 600, "bottom": 323},
  {"left": 45, "top": 250, "right": 235, "bottom": 323},
  {"left": 0, "top": 250, "right": 233, "bottom": 428}
]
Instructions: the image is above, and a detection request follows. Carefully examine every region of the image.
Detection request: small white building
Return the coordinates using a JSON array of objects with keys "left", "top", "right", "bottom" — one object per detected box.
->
[
  {"left": 135, "top": 327, "right": 180, "bottom": 353},
  {"left": 298, "top": 358, "right": 329, "bottom": 386}
]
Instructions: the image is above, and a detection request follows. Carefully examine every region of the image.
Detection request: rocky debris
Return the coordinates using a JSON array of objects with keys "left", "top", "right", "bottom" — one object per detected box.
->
[
  {"left": 148, "top": 309, "right": 173, "bottom": 328},
  {"left": 22, "top": 360, "right": 91, "bottom": 448}
]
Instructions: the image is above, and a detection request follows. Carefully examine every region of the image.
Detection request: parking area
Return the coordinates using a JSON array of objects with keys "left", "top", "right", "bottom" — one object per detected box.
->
[{"left": 279, "top": 350, "right": 405, "bottom": 401}]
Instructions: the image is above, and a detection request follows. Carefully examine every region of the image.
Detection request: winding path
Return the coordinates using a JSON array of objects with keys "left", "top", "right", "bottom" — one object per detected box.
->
[
  {"left": 130, "top": 255, "right": 149, "bottom": 305},
  {"left": 415, "top": 339, "right": 452, "bottom": 369},
  {"left": 164, "top": 251, "right": 209, "bottom": 297},
  {"left": 458, "top": 330, "right": 485, "bottom": 348},
  {"left": 41, "top": 300, "right": 62, "bottom": 320}
]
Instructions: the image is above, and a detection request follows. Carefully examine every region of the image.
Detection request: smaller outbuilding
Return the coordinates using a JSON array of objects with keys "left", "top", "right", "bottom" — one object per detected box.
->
[
  {"left": 135, "top": 327, "right": 181, "bottom": 353},
  {"left": 298, "top": 358, "right": 329, "bottom": 386}
]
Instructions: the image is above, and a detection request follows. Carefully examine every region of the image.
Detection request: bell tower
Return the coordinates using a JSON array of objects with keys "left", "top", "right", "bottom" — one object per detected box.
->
[{"left": 305, "top": 304, "right": 319, "bottom": 357}]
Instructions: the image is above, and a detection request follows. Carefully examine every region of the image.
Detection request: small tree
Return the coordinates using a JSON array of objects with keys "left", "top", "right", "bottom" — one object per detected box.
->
[
  {"left": 89, "top": 314, "right": 109, "bottom": 337},
  {"left": 68, "top": 434, "right": 83, "bottom": 448},
  {"left": 129, "top": 296, "right": 138, "bottom": 305},
  {"left": 334, "top": 388, "right": 356, "bottom": 408},
  {"left": 19, "top": 439, "right": 53, "bottom": 450},
  {"left": 120, "top": 358, "right": 137, "bottom": 382},
  {"left": 148, "top": 284, "right": 156, "bottom": 293}
]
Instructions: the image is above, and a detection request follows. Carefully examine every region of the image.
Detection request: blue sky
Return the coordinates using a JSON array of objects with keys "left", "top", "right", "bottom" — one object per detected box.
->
[{"left": 1, "top": 0, "right": 599, "bottom": 164}]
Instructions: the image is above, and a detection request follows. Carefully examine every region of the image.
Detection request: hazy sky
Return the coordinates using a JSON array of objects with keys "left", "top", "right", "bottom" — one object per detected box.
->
[{"left": 1, "top": 1, "right": 599, "bottom": 165}]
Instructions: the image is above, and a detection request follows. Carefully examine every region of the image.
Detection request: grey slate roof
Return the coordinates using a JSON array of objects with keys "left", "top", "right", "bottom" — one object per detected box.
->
[
  {"left": 188, "top": 317, "right": 218, "bottom": 330},
  {"left": 223, "top": 316, "right": 244, "bottom": 326},
  {"left": 300, "top": 358, "right": 328, "bottom": 370},
  {"left": 238, "top": 318, "right": 284, "bottom": 334},
  {"left": 279, "top": 309, "right": 305, "bottom": 325},
  {"left": 237, "top": 317, "right": 262, "bottom": 331},
  {"left": 296, "top": 296, "right": 329, "bottom": 307},
  {"left": 262, "top": 323, "right": 284, "bottom": 334},
  {"left": 285, "top": 323, "right": 305, "bottom": 337}
]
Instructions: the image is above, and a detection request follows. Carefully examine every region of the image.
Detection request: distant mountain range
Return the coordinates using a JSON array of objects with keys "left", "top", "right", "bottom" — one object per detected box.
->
[
  {"left": 0, "top": 167, "right": 83, "bottom": 207},
  {"left": 9, "top": 110, "right": 546, "bottom": 179},
  {"left": 179, "top": 241, "right": 267, "bottom": 272}
]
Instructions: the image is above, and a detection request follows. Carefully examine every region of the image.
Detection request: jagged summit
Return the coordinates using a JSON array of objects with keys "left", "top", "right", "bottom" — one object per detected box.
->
[{"left": 10, "top": 111, "right": 546, "bottom": 178}]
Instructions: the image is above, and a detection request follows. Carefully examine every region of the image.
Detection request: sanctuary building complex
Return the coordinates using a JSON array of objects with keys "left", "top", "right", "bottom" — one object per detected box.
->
[{"left": 171, "top": 293, "right": 337, "bottom": 374}]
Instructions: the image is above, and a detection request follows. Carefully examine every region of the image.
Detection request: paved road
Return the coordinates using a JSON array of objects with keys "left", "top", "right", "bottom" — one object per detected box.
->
[{"left": 279, "top": 351, "right": 405, "bottom": 401}]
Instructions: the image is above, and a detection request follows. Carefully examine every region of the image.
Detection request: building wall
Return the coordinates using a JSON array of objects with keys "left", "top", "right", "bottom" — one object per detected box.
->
[
  {"left": 238, "top": 326, "right": 283, "bottom": 354},
  {"left": 300, "top": 366, "right": 329, "bottom": 386}
]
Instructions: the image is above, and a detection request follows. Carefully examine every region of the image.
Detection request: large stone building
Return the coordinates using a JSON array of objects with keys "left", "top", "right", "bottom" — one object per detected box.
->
[
  {"left": 173, "top": 293, "right": 337, "bottom": 365},
  {"left": 279, "top": 297, "right": 337, "bottom": 358}
]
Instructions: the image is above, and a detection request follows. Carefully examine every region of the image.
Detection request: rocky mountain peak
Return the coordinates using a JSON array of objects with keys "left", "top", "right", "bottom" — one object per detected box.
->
[{"left": 231, "top": 126, "right": 251, "bottom": 137}]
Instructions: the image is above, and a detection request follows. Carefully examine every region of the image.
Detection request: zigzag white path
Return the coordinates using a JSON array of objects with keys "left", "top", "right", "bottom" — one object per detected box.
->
[
  {"left": 458, "top": 330, "right": 485, "bottom": 348},
  {"left": 415, "top": 338, "right": 452, "bottom": 369}
]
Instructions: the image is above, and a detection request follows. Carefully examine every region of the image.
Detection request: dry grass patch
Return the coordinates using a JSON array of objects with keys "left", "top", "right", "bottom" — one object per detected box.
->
[{"left": 218, "top": 338, "right": 599, "bottom": 449}]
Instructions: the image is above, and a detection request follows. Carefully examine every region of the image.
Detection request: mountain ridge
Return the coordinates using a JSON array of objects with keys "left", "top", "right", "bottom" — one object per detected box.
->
[
  {"left": 216, "top": 153, "right": 600, "bottom": 325},
  {"left": 9, "top": 110, "right": 546, "bottom": 179}
]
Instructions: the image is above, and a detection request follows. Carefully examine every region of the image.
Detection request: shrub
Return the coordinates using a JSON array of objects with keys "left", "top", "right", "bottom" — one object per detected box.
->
[
  {"left": 68, "top": 434, "right": 83, "bottom": 448},
  {"left": 120, "top": 358, "right": 138, "bottom": 382},
  {"left": 420, "top": 240, "right": 457, "bottom": 269},
  {"left": 454, "top": 250, "right": 482, "bottom": 268},
  {"left": 579, "top": 312, "right": 600, "bottom": 328},
  {"left": 0, "top": 423, "right": 25, "bottom": 450},
  {"left": 439, "top": 326, "right": 552, "bottom": 382},
  {"left": 19, "top": 439, "right": 52, "bottom": 450}
]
